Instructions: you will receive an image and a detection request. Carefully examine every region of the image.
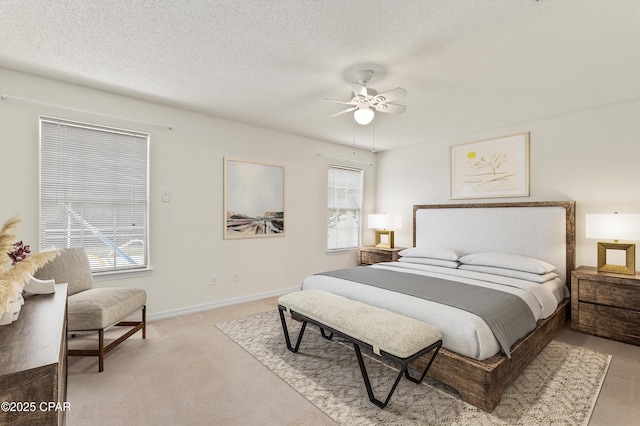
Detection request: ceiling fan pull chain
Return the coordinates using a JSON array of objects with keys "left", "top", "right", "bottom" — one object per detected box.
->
[
  {"left": 372, "top": 121, "right": 376, "bottom": 153},
  {"left": 352, "top": 117, "right": 356, "bottom": 155}
]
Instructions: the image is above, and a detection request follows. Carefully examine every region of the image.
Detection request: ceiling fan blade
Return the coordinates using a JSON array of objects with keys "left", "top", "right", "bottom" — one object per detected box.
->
[
  {"left": 329, "top": 106, "right": 358, "bottom": 117},
  {"left": 374, "top": 87, "right": 407, "bottom": 103},
  {"left": 324, "top": 98, "right": 357, "bottom": 105},
  {"left": 375, "top": 103, "right": 406, "bottom": 114}
]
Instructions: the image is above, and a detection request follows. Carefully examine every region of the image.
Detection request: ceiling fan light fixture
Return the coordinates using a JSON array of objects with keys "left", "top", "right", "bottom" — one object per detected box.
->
[{"left": 354, "top": 107, "right": 374, "bottom": 125}]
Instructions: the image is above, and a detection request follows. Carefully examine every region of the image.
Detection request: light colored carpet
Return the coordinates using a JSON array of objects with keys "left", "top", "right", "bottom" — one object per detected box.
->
[{"left": 217, "top": 310, "right": 612, "bottom": 426}]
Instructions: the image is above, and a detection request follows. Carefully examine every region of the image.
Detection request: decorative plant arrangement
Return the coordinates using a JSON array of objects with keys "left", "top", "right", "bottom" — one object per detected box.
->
[
  {"left": 0, "top": 215, "right": 59, "bottom": 323},
  {"left": 8, "top": 240, "right": 30, "bottom": 265}
]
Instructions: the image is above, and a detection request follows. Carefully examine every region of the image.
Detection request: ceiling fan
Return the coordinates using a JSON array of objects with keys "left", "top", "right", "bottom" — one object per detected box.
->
[{"left": 327, "top": 70, "right": 407, "bottom": 125}]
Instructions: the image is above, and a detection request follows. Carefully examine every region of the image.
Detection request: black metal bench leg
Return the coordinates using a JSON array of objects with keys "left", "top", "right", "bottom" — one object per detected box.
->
[
  {"left": 278, "top": 307, "right": 307, "bottom": 353},
  {"left": 353, "top": 343, "right": 406, "bottom": 409},
  {"left": 404, "top": 342, "right": 442, "bottom": 384},
  {"left": 320, "top": 327, "right": 334, "bottom": 340}
]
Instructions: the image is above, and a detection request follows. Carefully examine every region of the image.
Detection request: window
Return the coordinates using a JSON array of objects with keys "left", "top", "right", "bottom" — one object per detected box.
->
[
  {"left": 327, "top": 165, "right": 363, "bottom": 251},
  {"left": 40, "top": 117, "right": 149, "bottom": 273}
]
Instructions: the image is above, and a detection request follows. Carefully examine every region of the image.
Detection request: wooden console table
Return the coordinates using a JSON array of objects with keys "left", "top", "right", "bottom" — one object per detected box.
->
[{"left": 0, "top": 284, "right": 68, "bottom": 425}]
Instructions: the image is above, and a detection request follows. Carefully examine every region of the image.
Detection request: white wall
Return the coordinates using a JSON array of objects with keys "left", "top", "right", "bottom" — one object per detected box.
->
[
  {"left": 376, "top": 98, "right": 640, "bottom": 270},
  {"left": 0, "top": 68, "right": 376, "bottom": 318}
]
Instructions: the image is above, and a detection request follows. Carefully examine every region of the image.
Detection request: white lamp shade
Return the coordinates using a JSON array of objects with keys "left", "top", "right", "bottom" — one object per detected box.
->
[
  {"left": 368, "top": 213, "right": 401, "bottom": 230},
  {"left": 585, "top": 213, "right": 640, "bottom": 241},
  {"left": 354, "top": 107, "right": 374, "bottom": 125}
]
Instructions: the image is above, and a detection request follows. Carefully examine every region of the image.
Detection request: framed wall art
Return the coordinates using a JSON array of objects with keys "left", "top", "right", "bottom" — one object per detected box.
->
[
  {"left": 224, "top": 157, "right": 285, "bottom": 239},
  {"left": 449, "top": 132, "right": 530, "bottom": 199}
]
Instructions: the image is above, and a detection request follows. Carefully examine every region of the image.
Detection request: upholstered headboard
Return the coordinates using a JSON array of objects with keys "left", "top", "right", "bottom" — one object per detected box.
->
[{"left": 413, "top": 201, "right": 576, "bottom": 282}]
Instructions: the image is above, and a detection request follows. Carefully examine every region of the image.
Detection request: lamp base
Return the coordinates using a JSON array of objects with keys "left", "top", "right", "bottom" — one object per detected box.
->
[
  {"left": 375, "top": 230, "right": 395, "bottom": 249},
  {"left": 597, "top": 242, "right": 636, "bottom": 275}
]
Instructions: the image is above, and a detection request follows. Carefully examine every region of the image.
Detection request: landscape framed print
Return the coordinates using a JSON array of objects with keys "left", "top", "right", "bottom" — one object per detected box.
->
[
  {"left": 449, "top": 132, "right": 530, "bottom": 199},
  {"left": 224, "top": 157, "right": 285, "bottom": 239}
]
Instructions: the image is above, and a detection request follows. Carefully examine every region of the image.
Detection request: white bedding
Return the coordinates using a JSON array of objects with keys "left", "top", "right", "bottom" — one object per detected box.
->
[{"left": 300, "top": 262, "right": 568, "bottom": 360}]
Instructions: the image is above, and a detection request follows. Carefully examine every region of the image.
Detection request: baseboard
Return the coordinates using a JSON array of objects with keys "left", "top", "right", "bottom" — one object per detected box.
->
[{"left": 147, "top": 286, "right": 300, "bottom": 322}]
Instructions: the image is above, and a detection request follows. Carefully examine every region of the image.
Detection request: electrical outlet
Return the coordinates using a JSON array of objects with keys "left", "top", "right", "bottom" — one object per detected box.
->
[
  {"left": 210, "top": 274, "right": 217, "bottom": 286},
  {"left": 161, "top": 190, "right": 171, "bottom": 202},
  {"left": 233, "top": 272, "right": 240, "bottom": 282}
]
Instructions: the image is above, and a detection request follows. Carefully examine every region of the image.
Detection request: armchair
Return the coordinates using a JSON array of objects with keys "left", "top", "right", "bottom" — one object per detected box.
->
[{"left": 33, "top": 247, "right": 146, "bottom": 372}]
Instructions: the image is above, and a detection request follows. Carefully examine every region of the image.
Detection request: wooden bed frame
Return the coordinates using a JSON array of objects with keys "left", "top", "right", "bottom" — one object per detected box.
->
[{"left": 409, "top": 201, "right": 575, "bottom": 412}]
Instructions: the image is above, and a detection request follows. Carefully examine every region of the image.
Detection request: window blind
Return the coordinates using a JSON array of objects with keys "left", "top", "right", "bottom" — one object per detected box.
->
[
  {"left": 327, "top": 165, "right": 363, "bottom": 251},
  {"left": 40, "top": 117, "right": 149, "bottom": 272}
]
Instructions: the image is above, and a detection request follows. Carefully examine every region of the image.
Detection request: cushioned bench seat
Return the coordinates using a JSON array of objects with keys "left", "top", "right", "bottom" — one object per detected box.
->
[
  {"left": 278, "top": 289, "right": 442, "bottom": 408},
  {"left": 68, "top": 287, "right": 146, "bottom": 331}
]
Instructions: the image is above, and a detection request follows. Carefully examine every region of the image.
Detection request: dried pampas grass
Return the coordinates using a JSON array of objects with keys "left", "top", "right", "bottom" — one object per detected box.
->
[{"left": 0, "top": 215, "right": 60, "bottom": 317}]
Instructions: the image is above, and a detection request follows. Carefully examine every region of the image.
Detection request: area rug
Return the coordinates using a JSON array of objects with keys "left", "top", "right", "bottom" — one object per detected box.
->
[{"left": 216, "top": 310, "right": 611, "bottom": 425}]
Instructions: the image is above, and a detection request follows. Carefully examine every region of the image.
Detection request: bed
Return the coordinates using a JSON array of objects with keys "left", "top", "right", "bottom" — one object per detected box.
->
[{"left": 302, "top": 201, "right": 575, "bottom": 411}]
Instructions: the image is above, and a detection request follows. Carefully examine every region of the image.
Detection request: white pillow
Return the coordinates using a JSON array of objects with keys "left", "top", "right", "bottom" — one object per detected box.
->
[
  {"left": 459, "top": 252, "right": 557, "bottom": 274},
  {"left": 398, "top": 247, "right": 463, "bottom": 261},
  {"left": 459, "top": 264, "right": 559, "bottom": 283},
  {"left": 398, "top": 257, "right": 460, "bottom": 269}
]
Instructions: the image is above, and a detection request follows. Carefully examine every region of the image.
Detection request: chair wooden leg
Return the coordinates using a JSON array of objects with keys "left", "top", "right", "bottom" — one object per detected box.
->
[
  {"left": 98, "top": 329, "right": 104, "bottom": 372},
  {"left": 68, "top": 305, "right": 146, "bottom": 372}
]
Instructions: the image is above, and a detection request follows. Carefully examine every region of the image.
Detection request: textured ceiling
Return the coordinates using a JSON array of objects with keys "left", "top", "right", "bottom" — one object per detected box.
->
[{"left": 1, "top": 0, "right": 639, "bottom": 151}]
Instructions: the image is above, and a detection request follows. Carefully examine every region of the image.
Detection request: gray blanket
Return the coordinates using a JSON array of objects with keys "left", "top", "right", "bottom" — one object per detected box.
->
[{"left": 317, "top": 267, "right": 536, "bottom": 358}]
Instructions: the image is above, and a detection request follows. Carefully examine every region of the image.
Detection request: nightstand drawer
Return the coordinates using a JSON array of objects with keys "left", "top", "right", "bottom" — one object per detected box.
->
[
  {"left": 357, "top": 246, "right": 405, "bottom": 266},
  {"left": 579, "top": 279, "right": 640, "bottom": 310},
  {"left": 360, "top": 251, "right": 391, "bottom": 265},
  {"left": 578, "top": 302, "right": 640, "bottom": 340}
]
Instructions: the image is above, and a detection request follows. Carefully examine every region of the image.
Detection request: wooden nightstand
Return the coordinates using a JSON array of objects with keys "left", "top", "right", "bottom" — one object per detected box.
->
[
  {"left": 358, "top": 246, "right": 405, "bottom": 265},
  {"left": 571, "top": 266, "right": 640, "bottom": 346}
]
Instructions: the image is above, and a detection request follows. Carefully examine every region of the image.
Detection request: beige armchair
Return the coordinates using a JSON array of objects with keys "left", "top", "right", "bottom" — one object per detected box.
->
[{"left": 33, "top": 247, "right": 146, "bottom": 372}]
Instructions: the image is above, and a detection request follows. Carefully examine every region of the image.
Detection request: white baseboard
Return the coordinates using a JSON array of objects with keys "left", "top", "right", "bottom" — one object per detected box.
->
[{"left": 147, "top": 286, "right": 299, "bottom": 322}]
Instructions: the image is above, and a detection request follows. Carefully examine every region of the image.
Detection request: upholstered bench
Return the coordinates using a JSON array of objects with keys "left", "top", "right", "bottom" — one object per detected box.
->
[
  {"left": 66, "top": 287, "right": 146, "bottom": 370},
  {"left": 278, "top": 289, "right": 442, "bottom": 408}
]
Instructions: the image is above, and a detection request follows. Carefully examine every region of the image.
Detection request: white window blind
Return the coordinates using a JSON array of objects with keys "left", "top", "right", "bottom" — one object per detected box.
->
[
  {"left": 40, "top": 117, "right": 149, "bottom": 272},
  {"left": 327, "top": 165, "right": 363, "bottom": 251}
]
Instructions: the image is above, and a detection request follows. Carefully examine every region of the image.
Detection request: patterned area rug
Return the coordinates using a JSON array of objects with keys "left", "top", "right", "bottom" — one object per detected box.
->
[{"left": 216, "top": 310, "right": 611, "bottom": 425}]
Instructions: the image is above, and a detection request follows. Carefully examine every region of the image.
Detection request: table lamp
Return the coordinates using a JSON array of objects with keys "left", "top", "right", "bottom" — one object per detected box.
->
[
  {"left": 368, "top": 213, "right": 401, "bottom": 249},
  {"left": 585, "top": 212, "right": 640, "bottom": 274}
]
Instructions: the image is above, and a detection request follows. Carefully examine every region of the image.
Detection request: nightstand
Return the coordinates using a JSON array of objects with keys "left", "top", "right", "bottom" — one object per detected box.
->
[
  {"left": 571, "top": 266, "right": 640, "bottom": 346},
  {"left": 358, "top": 246, "right": 405, "bottom": 265}
]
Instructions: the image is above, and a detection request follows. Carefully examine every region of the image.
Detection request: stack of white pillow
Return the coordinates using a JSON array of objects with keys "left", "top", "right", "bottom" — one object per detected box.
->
[{"left": 397, "top": 247, "right": 558, "bottom": 284}]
